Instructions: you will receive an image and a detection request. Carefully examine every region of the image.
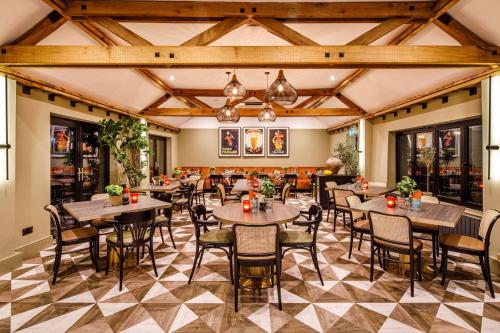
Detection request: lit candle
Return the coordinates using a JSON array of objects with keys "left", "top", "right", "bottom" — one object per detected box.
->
[
  {"left": 253, "top": 180, "right": 259, "bottom": 190},
  {"left": 362, "top": 181, "right": 369, "bottom": 190},
  {"left": 165, "top": 178, "right": 171, "bottom": 186},
  {"left": 131, "top": 192, "right": 139, "bottom": 203},
  {"left": 386, "top": 195, "right": 396, "bottom": 208},
  {"left": 242, "top": 199, "right": 251, "bottom": 212}
]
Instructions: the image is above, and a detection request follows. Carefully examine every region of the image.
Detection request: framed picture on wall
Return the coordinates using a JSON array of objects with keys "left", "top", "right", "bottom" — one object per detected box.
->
[
  {"left": 267, "top": 127, "right": 289, "bottom": 157},
  {"left": 218, "top": 127, "right": 241, "bottom": 157},
  {"left": 50, "top": 125, "right": 72, "bottom": 157},
  {"left": 243, "top": 127, "right": 265, "bottom": 157}
]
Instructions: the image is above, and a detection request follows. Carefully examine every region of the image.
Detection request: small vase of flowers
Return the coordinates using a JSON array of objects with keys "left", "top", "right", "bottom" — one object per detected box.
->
[
  {"left": 105, "top": 184, "right": 124, "bottom": 206},
  {"left": 396, "top": 176, "right": 418, "bottom": 209}
]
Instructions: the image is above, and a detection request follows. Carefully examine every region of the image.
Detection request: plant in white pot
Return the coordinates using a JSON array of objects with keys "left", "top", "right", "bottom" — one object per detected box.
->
[
  {"left": 260, "top": 178, "right": 276, "bottom": 211},
  {"left": 105, "top": 184, "right": 124, "bottom": 206}
]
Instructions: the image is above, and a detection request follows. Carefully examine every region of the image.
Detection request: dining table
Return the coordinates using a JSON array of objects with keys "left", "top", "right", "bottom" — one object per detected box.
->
[
  {"left": 213, "top": 202, "right": 301, "bottom": 289},
  {"left": 230, "top": 178, "right": 262, "bottom": 193},
  {"left": 130, "top": 181, "right": 181, "bottom": 193},
  {"left": 325, "top": 183, "right": 396, "bottom": 198}
]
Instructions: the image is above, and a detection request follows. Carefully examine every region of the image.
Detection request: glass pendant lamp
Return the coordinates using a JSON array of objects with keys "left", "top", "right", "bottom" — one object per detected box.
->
[
  {"left": 264, "top": 69, "right": 298, "bottom": 106},
  {"left": 258, "top": 72, "right": 277, "bottom": 122},
  {"left": 216, "top": 98, "right": 240, "bottom": 123},
  {"left": 223, "top": 70, "right": 246, "bottom": 101}
]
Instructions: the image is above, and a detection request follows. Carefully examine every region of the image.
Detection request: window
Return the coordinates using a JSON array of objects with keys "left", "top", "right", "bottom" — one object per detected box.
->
[
  {"left": 396, "top": 118, "right": 482, "bottom": 208},
  {"left": 149, "top": 135, "right": 167, "bottom": 177}
]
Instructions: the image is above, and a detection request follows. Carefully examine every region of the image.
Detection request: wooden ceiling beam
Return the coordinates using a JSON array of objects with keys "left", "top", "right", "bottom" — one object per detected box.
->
[
  {"left": 181, "top": 17, "right": 249, "bottom": 46},
  {"left": 65, "top": 1, "right": 434, "bottom": 23},
  {"left": 40, "top": 0, "right": 67, "bottom": 16},
  {"left": 434, "top": 13, "right": 492, "bottom": 48},
  {"left": 2, "top": 45, "right": 499, "bottom": 68},
  {"left": 93, "top": 17, "right": 152, "bottom": 46},
  {"left": 250, "top": 18, "right": 319, "bottom": 46},
  {"left": 294, "top": 96, "right": 323, "bottom": 109},
  {"left": 142, "top": 107, "right": 362, "bottom": 117},
  {"left": 347, "top": 17, "right": 412, "bottom": 45},
  {"left": 169, "top": 88, "right": 344, "bottom": 97},
  {"left": 145, "top": 94, "right": 171, "bottom": 110},
  {"left": 11, "top": 10, "right": 68, "bottom": 45}
]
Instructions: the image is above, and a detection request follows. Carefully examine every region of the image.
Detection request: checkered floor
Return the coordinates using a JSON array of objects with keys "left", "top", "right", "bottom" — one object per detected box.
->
[{"left": 0, "top": 194, "right": 499, "bottom": 332}]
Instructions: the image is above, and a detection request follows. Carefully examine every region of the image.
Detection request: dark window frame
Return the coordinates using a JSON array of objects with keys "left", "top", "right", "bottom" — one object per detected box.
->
[{"left": 149, "top": 134, "right": 167, "bottom": 178}]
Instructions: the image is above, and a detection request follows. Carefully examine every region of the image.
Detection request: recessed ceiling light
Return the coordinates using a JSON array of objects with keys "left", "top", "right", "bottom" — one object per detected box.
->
[
  {"left": 329, "top": 75, "right": 335, "bottom": 81},
  {"left": 169, "top": 75, "right": 175, "bottom": 81}
]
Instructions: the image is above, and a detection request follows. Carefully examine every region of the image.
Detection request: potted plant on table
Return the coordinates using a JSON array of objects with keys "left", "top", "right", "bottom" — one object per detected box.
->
[
  {"left": 173, "top": 168, "right": 182, "bottom": 180},
  {"left": 260, "top": 178, "right": 276, "bottom": 211},
  {"left": 396, "top": 176, "right": 418, "bottom": 208},
  {"left": 105, "top": 184, "right": 124, "bottom": 206}
]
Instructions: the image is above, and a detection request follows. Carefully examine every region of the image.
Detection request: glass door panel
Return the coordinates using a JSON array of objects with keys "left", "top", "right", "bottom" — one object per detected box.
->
[
  {"left": 467, "top": 125, "right": 482, "bottom": 205},
  {"left": 50, "top": 124, "right": 77, "bottom": 204},
  {"left": 81, "top": 125, "right": 101, "bottom": 201},
  {"left": 156, "top": 138, "right": 166, "bottom": 176},
  {"left": 397, "top": 134, "right": 413, "bottom": 180},
  {"left": 438, "top": 128, "right": 462, "bottom": 201},
  {"left": 415, "top": 131, "right": 434, "bottom": 193}
]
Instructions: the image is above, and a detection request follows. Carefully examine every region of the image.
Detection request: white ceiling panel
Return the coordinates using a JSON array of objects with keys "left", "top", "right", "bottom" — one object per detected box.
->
[
  {"left": 0, "top": 0, "right": 51, "bottom": 45},
  {"left": 38, "top": 22, "right": 99, "bottom": 46},
  {"left": 121, "top": 22, "right": 215, "bottom": 45}
]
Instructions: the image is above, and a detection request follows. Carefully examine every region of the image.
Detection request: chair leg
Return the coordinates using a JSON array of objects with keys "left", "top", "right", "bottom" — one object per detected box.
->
[
  {"left": 228, "top": 246, "right": 234, "bottom": 285},
  {"left": 94, "top": 238, "right": 100, "bottom": 272},
  {"left": 484, "top": 253, "right": 495, "bottom": 298},
  {"left": 348, "top": 228, "right": 355, "bottom": 259},
  {"left": 52, "top": 247, "right": 62, "bottom": 285},
  {"left": 105, "top": 244, "right": 111, "bottom": 275},
  {"left": 149, "top": 240, "right": 158, "bottom": 277},
  {"left": 159, "top": 226, "right": 165, "bottom": 243},
  {"left": 417, "top": 252, "right": 423, "bottom": 282},
  {"left": 188, "top": 244, "right": 200, "bottom": 284},
  {"left": 276, "top": 261, "right": 283, "bottom": 311},
  {"left": 431, "top": 233, "right": 437, "bottom": 268},
  {"left": 333, "top": 210, "right": 337, "bottom": 233},
  {"left": 377, "top": 248, "right": 383, "bottom": 269},
  {"left": 369, "top": 245, "right": 375, "bottom": 282},
  {"left": 197, "top": 247, "right": 205, "bottom": 268},
  {"left": 479, "top": 255, "right": 488, "bottom": 282},
  {"left": 441, "top": 247, "right": 448, "bottom": 286},
  {"left": 326, "top": 204, "right": 331, "bottom": 222},
  {"left": 410, "top": 254, "right": 415, "bottom": 297},
  {"left": 136, "top": 244, "right": 140, "bottom": 266},
  {"left": 311, "top": 245, "right": 324, "bottom": 286},
  {"left": 118, "top": 245, "right": 125, "bottom": 291},
  {"left": 234, "top": 261, "right": 239, "bottom": 313},
  {"left": 167, "top": 222, "right": 176, "bottom": 249},
  {"left": 358, "top": 232, "right": 364, "bottom": 251},
  {"left": 342, "top": 212, "right": 346, "bottom": 228}
]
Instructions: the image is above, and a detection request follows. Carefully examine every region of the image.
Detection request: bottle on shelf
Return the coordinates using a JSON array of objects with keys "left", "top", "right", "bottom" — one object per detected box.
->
[{"left": 122, "top": 185, "right": 130, "bottom": 205}]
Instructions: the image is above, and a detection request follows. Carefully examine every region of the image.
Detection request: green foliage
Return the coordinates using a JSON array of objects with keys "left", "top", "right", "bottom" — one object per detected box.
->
[
  {"left": 260, "top": 178, "right": 276, "bottom": 198},
  {"left": 396, "top": 176, "right": 418, "bottom": 197},
  {"left": 98, "top": 118, "right": 149, "bottom": 188},
  {"left": 105, "top": 184, "right": 123, "bottom": 196},
  {"left": 249, "top": 169, "right": 259, "bottom": 177},
  {"left": 174, "top": 168, "right": 182, "bottom": 176},
  {"left": 333, "top": 142, "right": 360, "bottom": 175}
]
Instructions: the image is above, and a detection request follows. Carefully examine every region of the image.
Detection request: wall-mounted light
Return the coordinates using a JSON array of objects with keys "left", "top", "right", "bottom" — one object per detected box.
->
[
  {"left": 0, "top": 75, "right": 11, "bottom": 180},
  {"left": 487, "top": 76, "right": 500, "bottom": 180}
]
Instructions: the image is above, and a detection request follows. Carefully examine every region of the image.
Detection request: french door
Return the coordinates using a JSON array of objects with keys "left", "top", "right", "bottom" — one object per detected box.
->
[
  {"left": 149, "top": 135, "right": 167, "bottom": 178},
  {"left": 396, "top": 118, "right": 482, "bottom": 208}
]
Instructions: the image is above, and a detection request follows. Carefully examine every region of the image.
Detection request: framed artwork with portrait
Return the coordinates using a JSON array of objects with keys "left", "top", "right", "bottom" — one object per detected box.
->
[
  {"left": 218, "top": 127, "right": 241, "bottom": 157},
  {"left": 243, "top": 127, "right": 265, "bottom": 157},
  {"left": 267, "top": 127, "right": 289, "bottom": 157}
]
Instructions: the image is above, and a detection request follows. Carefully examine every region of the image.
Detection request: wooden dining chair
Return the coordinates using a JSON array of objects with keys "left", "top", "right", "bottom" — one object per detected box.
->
[
  {"left": 412, "top": 195, "right": 440, "bottom": 268},
  {"left": 332, "top": 189, "right": 355, "bottom": 232},
  {"left": 280, "top": 204, "right": 324, "bottom": 285},
  {"left": 325, "top": 181, "right": 337, "bottom": 222},
  {"left": 193, "top": 178, "right": 206, "bottom": 205},
  {"left": 275, "top": 183, "right": 291, "bottom": 204},
  {"left": 156, "top": 192, "right": 176, "bottom": 248},
  {"left": 368, "top": 211, "right": 423, "bottom": 297},
  {"left": 284, "top": 174, "right": 298, "bottom": 198},
  {"left": 440, "top": 209, "right": 500, "bottom": 298},
  {"left": 233, "top": 223, "right": 282, "bottom": 312},
  {"left": 187, "top": 203, "right": 233, "bottom": 284},
  {"left": 346, "top": 195, "right": 370, "bottom": 259},
  {"left": 44, "top": 205, "right": 99, "bottom": 285},
  {"left": 105, "top": 209, "right": 157, "bottom": 291},
  {"left": 216, "top": 183, "right": 240, "bottom": 206}
]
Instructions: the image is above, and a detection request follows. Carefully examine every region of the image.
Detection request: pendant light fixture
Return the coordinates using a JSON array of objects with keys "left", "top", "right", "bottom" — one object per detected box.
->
[
  {"left": 216, "top": 98, "right": 240, "bottom": 123},
  {"left": 258, "top": 72, "right": 277, "bottom": 123},
  {"left": 223, "top": 70, "right": 246, "bottom": 101},
  {"left": 264, "top": 69, "right": 298, "bottom": 106}
]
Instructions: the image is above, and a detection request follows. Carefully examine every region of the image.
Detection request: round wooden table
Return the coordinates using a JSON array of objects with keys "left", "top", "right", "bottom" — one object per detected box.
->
[{"left": 213, "top": 202, "right": 300, "bottom": 289}]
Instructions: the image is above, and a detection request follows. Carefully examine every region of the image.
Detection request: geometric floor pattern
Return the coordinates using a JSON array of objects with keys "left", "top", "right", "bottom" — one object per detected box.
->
[{"left": 1, "top": 194, "right": 499, "bottom": 332}]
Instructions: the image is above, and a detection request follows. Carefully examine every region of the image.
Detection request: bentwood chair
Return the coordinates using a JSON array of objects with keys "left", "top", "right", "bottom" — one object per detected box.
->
[
  {"left": 332, "top": 189, "right": 355, "bottom": 232},
  {"left": 325, "top": 181, "right": 337, "bottom": 222},
  {"left": 193, "top": 178, "right": 206, "bottom": 205},
  {"left": 233, "top": 223, "right": 282, "bottom": 312},
  {"left": 156, "top": 192, "right": 176, "bottom": 248},
  {"left": 281, "top": 204, "right": 324, "bottom": 285},
  {"left": 216, "top": 183, "right": 240, "bottom": 206},
  {"left": 105, "top": 209, "right": 157, "bottom": 291},
  {"left": 368, "top": 211, "right": 423, "bottom": 297},
  {"left": 44, "top": 205, "right": 99, "bottom": 285},
  {"left": 412, "top": 195, "right": 440, "bottom": 268},
  {"left": 173, "top": 184, "right": 194, "bottom": 213},
  {"left": 188, "top": 203, "right": 233, "bottom": 284},
  {"left": 284, "top": 174, "right": 298, "bottom": 198},
  {"left": 440, "top": 209, "right": 500, "bottom": 298},
  {"left": 275, "top": 183, "right": 291, "bottom": 204},
  {"left": 346, "top": 195, "right": 370, "bottom": 259}
]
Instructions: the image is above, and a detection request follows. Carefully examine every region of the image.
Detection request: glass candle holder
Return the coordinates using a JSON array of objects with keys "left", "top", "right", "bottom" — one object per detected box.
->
[
  {"left": 131, "top": 192, "right": 139, "bottom": 204},
  {"left": 362, "top": 181, "right": 369, "bottom": 190},
  {"left": 386, "top": 195, "right": 396, "bottom": 208},
  {"left": 242, "top": 199, "right": 251, "bottom": 212}
]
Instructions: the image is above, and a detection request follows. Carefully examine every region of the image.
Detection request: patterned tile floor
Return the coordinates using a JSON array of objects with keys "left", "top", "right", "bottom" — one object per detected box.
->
[{"left": 1, "top": 194, "right": 499, "bottom": 333}]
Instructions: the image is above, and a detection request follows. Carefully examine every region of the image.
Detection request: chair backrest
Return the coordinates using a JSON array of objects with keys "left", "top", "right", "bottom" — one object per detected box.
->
[
  {"left": 281, "top": 183, "right": 291, "bottom": 202},
  {"left": 302, "top": 204, "right": 323, "bottom": 241},
  {"left": 325, "top": 181, "right": 337, "bottom": 199},
  {"left": 368, "top": 181, "right": 387, "bottom": 187},
  {"left": 157, "top": 192, "right": 173, "bottom": 203},
  {"left": 44, "top": 204, "right": 63, "bottom": 244},
  {"left": 334, "top": 189, "right": 355, "bottom": 208},
  {"left": 285, "top": 174, "right": 297, "bottom": 186},
  {"left": 368, "top": 211, "right": 413, "bottom": 250},
  {"left": 216, "top": 183, "right": 226, "bottom": 204},
  {"left": 479, "top": 210, "right": 500, "bottom": 246},
  {"left": 346, "top": 195, "right": 364, "bottom": 221},
  {"left": 233, "top": 223, "right": 279, "bottom": 261},
  {"left": 91, "top": 193, "right": 109, "bottom": 201},
  {"left": 115, "top": 209, "right": 156, "bottom": 246},
  {"left": 188, "top": 203, "right": 217, "bottom": 239},
  {"left": 210, "top": 174, "right": 223, "bottom": 187},
  {"left": 196, "top": 178, "right": 205, "bottom": 191},
  {"left": 231, "top": 174, "right": 244, "bottom": 184},
  {"left": 421, "top": 195, "right": 440, "bottom": 204}
]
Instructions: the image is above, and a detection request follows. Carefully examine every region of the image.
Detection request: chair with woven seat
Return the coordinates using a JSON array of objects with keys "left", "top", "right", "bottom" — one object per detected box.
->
[
  {"left": 368, "top": 211, "right": 423, "bottom": 297},
  {"left": 188, "top": 203, "right": 234, "bottom": 284},
  {"left": 274, "top": 182, "right": 291, "bottom": 204},
  {"left": 233, "top": 223, "right": 282, "bottom": 312},
  {"left": 44, "top": 205, "right": 99, "bottom": 285},
  {"left": 105, "top": 209, "right": 157, "bottom": 291},
  {"left": 193, "top": 178, "right": 206, "bottom": 205},
  {"left": 216, "top": 183, "right": 240, "bottom": 206},
  {"left": 324, "top": 181, "right": 337, "bottom": 222},
  {"left": 284, "top": 174, "right": 298, "bottom": 198},
  {"left": 281, "top": 204, "right": 324, "bottom": 285},
  {"left": 155, "top": 192, "right": 176, "bottom": 248},
  {"left": 440, "top": 209, "right": 500, "bottom": 298},
  {"left": 332, "top": 189, "right": 355, "bottom": 232},
  {"left": 173, "top": 184, "right": 193, "bottom": 213},
  {"left": 346, "top": 195, "right": 370, "bottom": 259},
  {"left": 412, "top": 195, "right": 440, "bottom": 268}
]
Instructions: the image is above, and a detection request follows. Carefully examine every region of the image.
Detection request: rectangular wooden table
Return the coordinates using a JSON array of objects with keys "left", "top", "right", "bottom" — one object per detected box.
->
[
  {"left": 232, "top": 178, "right": 261, "bottom": 193},
  {"left": 131, "top": 182, "right": 180, "bottom": 192},
  {"left": 325, "top": 183, "right": 396, "bottom": 197},
  {"left": 63, "top": 196, "right": 171, "bottom": 222},
  {"left": 350, "top": 197, "right": 465, "bottom": 228}
]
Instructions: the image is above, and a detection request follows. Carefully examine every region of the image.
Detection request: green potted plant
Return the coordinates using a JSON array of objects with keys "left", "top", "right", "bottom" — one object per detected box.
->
[
  {"left": 249, "top": 169, "right": 259, "bottom": 179},
  {"left": 105, "top": 184, "right": 124, "bottom": 206},
  {"left": 98, "top": 118, "right": 149, "bottom": 188},
  {"left": 260, "top": 178, "right": 276, "bottom": 211},
  {"left": 396, "top": 176, "right": 418, "bottom": 208},
  {"left": 173, "top": 168, "right": 182, "bottom": 180},
  {"left": 332, "top": 142, "right": 360, "bottom": 175}
]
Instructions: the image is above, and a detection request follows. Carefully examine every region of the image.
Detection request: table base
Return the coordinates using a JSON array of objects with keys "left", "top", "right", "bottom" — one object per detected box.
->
[{"left": 239, "top": 266, "right": 277, "bottom": 289}]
